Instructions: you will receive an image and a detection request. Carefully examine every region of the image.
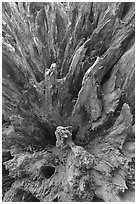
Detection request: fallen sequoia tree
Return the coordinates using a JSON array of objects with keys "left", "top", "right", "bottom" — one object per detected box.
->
[{"left": 2, "top": 2, "right": 135, "bottom": 202}]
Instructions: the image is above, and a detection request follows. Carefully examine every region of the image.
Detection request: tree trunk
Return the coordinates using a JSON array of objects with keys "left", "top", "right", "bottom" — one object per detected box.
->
[{"left": 2, "top": 2, "right": 135, "bottom": 202}]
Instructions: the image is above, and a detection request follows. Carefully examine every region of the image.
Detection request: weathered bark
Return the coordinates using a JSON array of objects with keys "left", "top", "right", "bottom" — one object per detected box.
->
[{"left": 2, "top": 2, "right": 135, "bottom": 202}]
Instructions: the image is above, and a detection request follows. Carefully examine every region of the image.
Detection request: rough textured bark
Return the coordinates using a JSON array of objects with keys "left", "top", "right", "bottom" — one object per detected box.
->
[{"left": 2, "top": 2, "right": 135, "bottom": 202}]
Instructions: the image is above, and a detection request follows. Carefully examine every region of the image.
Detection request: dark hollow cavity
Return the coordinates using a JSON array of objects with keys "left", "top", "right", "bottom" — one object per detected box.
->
[
  {"left": 13, "top": 189, "right": 40, "bottom": 202},
  {"left": 53, "top": 197, "right": 58, "bottom": 202},
  {"left": 40, "top": 166, "right": 55, "bottom": 179},
  {"left": 92, "top": 195, "right": 105, "bottom": 202}
]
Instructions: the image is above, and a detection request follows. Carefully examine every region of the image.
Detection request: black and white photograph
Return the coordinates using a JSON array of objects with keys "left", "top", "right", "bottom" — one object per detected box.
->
[{"left": 2, "top": 1, "right": 135, "bottom": 202}]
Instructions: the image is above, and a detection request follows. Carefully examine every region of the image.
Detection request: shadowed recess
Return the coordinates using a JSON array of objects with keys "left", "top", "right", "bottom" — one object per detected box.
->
[
  {"left": 40, "top": 166, "right": 55, "bottom": 179},
  {"left": 92, "top": 195, "right": 105, "bottom": 202},
  {"left": 13, "top": 189, "right": 40, "bottom": 202}
]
